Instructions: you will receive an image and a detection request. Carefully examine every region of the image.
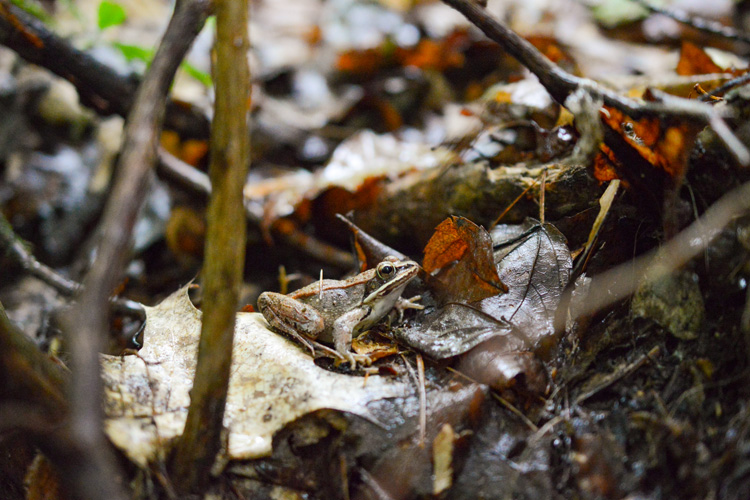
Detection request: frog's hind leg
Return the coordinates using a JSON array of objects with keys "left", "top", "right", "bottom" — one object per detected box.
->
[
  {"left": 285, "top": 330, "right": 318, "bottom": 357},
  {"left": 274, "top": 328, "right": 346, "bottom": 364},
  {"left": 308, "top": 340, "right": 347, "bottom": 363}
]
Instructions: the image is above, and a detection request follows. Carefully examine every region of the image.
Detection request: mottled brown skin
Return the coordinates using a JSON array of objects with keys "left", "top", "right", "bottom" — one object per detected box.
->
[{"left": 258, "top": 258, "right": 420, "bottom": 365}]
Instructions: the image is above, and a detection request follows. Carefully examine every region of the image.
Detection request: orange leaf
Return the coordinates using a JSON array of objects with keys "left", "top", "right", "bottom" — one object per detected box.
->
[
  {"left": 423, "top": 216, "right": 507, "bottom": 304},
  {"left": 422, "top": 217, "right": 469, "bottom": 273},
  {"left": 600, "top": 104, "right": 701, "bottom": 180},
  {"left": 593, "top": 146, "right": 621, "bottom": 183},
  {"left": 676, "top": 42, "right": 723, "bottom": 76},
  {"left": 336, "top": 48, "right": 384, "bottom": 75}
]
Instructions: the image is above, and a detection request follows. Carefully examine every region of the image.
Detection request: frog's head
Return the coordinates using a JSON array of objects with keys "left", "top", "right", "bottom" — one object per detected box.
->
[{"left": 363, "top": 257, "right": 419, "bottom": 313}]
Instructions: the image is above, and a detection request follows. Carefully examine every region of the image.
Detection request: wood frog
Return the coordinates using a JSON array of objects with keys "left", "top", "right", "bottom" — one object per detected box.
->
[{"left": 258, "top": 257, "right": 421, "bottom": 367}]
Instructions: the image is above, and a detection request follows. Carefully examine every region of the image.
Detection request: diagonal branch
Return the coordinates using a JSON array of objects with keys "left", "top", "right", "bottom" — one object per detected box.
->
[
  {"left": 440, "top": 0, "right": 749, "bottom": 165},
  {"left": 633, "top": 0, "right": 750, "bottom": 46},
  {"left": 0, "top": 0, "right": 209, "bottom": 138},
  {"left": 57, "top": 1, "right": 211, "bottom": 499}
]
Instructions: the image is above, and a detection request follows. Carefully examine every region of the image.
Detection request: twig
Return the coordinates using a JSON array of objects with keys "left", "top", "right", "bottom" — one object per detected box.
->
[
  {"left": 701, "top": 73, "right": 750, "bottom": 101},
  {"left": 445, "top": 366, "right": 538, "bottom": 431},
  {"left": 0, "top": 212, "right": 145, "bottom": 319},
  {"left": 170, "top": 0, "right": 249, "bottom": 493},
  {"left": 490, "top": 179, "right": 537, "bottom": 228},
  {"left": 570, "top": 177, "right": 750, "bottom": 323},
  {"left": 0, "top": 0, "right": 209, "bottom": 138},
  {"left": 0, "top": 303, "right": 69, "bottom": 414},
  {"left": 574, "top": 179, "right": 621, "bottom": 279},
  {"left": 0, "top": 212, "right": 78, "bottom": 295},
  {"left": 157, "top": 147, "right": 213, "bottom": 195},
  {"left": 440, "top": 0, "right": 749, "bottom": 165},
  {"left": 416, "top": 353, "right": 426, "bottom": 447},
  {"left": 0, "top": 303, "right": 127, "bottom": 500},
  {"left": 539, "top": 169, "right": 547, "bottom": 224},
  {"left": 632, "top": 0, "right": 750, "bottom": 45},
  {"left": 58, "top": 1, "right": 210, "bottom": 499},
  {"left": 574, "top": 346, "right": 660, "bottom": 405},
  {"left": 359, "top": 469, "right": 397, "bottom": 500},
  {"left": 158, "top": 147, "right": 356, "bottom": 269},
  {"left": 272, "top": 218, "right": 357, "bottom": 269}
]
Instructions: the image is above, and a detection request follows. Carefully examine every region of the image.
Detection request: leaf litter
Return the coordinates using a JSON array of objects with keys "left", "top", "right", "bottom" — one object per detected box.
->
[{"left": 4, "top": 0, "right": 750, "bottom": 497}]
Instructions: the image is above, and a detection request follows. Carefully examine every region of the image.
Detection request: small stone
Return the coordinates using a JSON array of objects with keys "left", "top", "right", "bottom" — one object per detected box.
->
[{"left": 632, "top": 270, "right": 704, "bottom": 340}]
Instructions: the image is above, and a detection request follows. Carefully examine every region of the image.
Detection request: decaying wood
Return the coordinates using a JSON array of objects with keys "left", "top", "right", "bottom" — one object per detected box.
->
[{"left": 354, "top": 162, "right": 601, "bottom": 252}]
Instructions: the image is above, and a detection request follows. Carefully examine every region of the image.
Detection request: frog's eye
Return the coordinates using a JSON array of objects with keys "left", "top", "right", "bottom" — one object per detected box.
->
[{"left": 376, "top": 262, "right": 396, "bottom": 279}]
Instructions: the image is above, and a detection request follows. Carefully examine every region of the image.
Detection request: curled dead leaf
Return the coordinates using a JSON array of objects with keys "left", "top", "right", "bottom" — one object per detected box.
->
[
  {"left": 397, "top": 220, "right": 571, "bottom": 364},
  {"left": 423, "top": 216, "right": 507, "bottom": 304}
]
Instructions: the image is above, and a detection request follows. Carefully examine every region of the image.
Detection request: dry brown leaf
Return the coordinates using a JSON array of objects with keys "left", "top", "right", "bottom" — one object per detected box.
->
[
  {"left": 423, "top": 216, "right": 507, "bottom": 304},
  {"left": 676, "top": 42, "right": 723, "bottom": 76},
  {"left": 599, "top": 103, "right": 701, "bottom": 180}
]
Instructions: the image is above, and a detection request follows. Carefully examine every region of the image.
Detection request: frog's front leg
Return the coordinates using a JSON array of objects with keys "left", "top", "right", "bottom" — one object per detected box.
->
[
  {"left": 394, "top": 295, "right": 424, "bottom": 322},
  {"left": 332, "top": 307, "right": 372, "bottom": 368},
  {"left": 258, "top": 292, "right": 325, "bottom": 355}
]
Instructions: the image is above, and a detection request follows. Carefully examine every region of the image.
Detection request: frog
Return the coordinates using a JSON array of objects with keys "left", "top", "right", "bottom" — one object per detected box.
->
[{"left": 258, "top": 257, "right": 422, "bottom": 367}]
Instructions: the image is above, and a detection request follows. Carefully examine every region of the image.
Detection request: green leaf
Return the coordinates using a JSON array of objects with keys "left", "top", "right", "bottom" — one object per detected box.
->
[
  {"left": 591, "top": 0, "right": 649, "bottom": 28},
  {"left": 181, "top": 62, "right": 212, "bottom": 87},
  {"left": 114, "top": 43, "right": 212, "bottom": 88},
  {"left": 98, "top": 1, "right": 127, "bottom": 30},
  {"left": 114, "top": 43, "right": 154, "bottom": 63}
]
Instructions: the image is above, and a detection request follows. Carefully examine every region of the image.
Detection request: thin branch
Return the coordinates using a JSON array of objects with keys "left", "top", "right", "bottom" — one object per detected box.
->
[
  {"left": 0, "top": 0, "right": 209, "bottom": 138},
  {"left": 157, "top": 147, "right": 213, "bottom": 195},
  {"left": 701, "top": 72, "right": 750, "bottom": 100},
  {"left": 0, "top": 212, "right": 145, "bottom": 319},
  {"left": 0, "top": 212, "right": 78, "bottom": 295},
  {"left": 440, "top": 0, "right": 749, "bottom": 165},
  {"left": 0, "top": 303, "right": 69, "bottom": 414},
  {"left": 170, "top": 0, "right": 250, "bottom": 493},
  {"left": 58, "top": 1, "right": 211, "bottom": 499},
  {"left": 570, "top": 177, "right": 750, "bottom": 323},
  {"left": 416, "top": 353, "right": 426, "bottom": 447},
  {"left": 158, "top": 147, "right": 356, "bottom": 268},
  {"left": 574, "top": 346, "right": 660, "bottom": 405},
  {"left": 633, "top": 0, "right": 750, "bottom": 45}
]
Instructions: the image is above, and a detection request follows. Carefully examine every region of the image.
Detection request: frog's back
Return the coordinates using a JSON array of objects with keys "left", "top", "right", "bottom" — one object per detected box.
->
[{"left": 290, "top": 281, "right": 365, "bottom": 338}]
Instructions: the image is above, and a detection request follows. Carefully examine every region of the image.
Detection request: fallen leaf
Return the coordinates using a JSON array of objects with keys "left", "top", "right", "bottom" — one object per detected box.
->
[
  {"left": 397, "top": 220, "right": 571, "bottom": 359},
  {"left": 457, "top": 337, "right": 547, "bottom": 394},
  {"left": 423, "top": 216, "right": 507, "bottom": 304},
  {"left": 101, "top": 287, "right": 412, "bottom": 467},
  {"left": 676, "top": 42, "right": 723, "bottom": 76},
  {"left": 599, "top": 102, "right": 702, "bottom": 182},
  {"left": 337, "top": 214, "right": 409, "bottom": 272},
  {"left": 432, "top": 423, "right": 456, "bottom": 495},
  {"left": 352, "top": 331, "right": 400, "bottom": 361}
]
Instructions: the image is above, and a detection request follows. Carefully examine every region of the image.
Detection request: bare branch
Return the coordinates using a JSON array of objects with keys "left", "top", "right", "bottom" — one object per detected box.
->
[
  {"left": 440, "top": 0, "right": 749, "bottom": 164},
  {"left": 701, "top": 72, "right": 750, "bottom": 100},
  {"left": 170, "top": 0, "right": 250, "bottom": 493},
  {"left": 572, "top": 178, "right": 750, "bottom": 323},
  {"left": 0, "top": 0, "right": 209, "bottom": 138},
  {"left": 158, "top": 147, "right": 356, "bottom": 268},
  {"left": 0, "top": 212, "right": 78, "bottom": 296},
  {"left": 57, "top": 1, "right": 211, "bottom": 499},
  {"left": 633, "top": 0, "right": 750, "bottom": 45}
]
